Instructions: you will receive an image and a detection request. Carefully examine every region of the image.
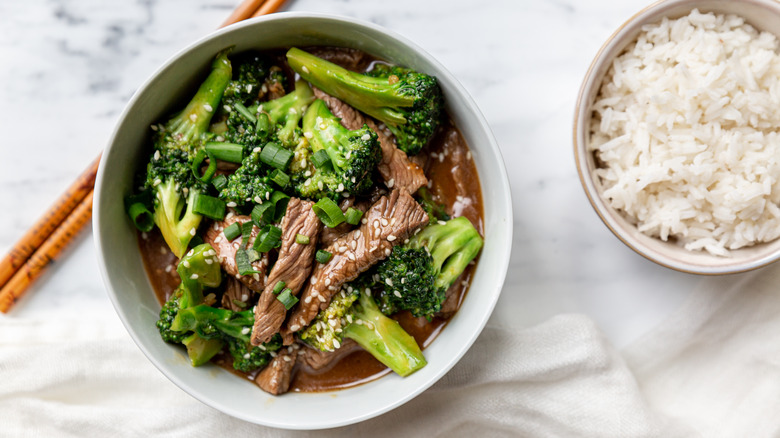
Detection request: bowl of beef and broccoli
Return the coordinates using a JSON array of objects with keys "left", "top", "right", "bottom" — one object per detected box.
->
[{"left": 93, "top": 13, "right": 512, "bottom": 429}]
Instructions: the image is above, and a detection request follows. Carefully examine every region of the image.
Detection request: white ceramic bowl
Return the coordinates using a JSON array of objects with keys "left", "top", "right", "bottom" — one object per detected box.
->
[
  {"left": 574, "top": 0, "right": 780, "bottom": 275},
  {"left": 93, "top": 13, "right": 512, "bottom": 429}
]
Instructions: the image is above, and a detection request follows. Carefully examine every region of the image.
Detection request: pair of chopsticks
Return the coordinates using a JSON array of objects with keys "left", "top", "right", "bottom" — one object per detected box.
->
[{"left": 0, "top": 0, "right": 288, "bottom": 314}]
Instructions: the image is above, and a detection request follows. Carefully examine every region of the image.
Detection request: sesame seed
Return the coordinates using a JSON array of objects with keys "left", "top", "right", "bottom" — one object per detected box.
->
[
  {"left": 361, "top": 133, "right": 370, "bottom": 141},
  {"left": 241, "top": 294, "right": 248, "bottom": 301},
  {"left": 328, "top": 319, "right": 337, "bottom": 327},
  {"left": 153, "top": 179, "right": 161, "bottom": 187},
  {"left": 369, "top": 246, "right": 377, "bottom": 252},
  {"left": 311, "top": 277, "right": 318, "bottom": 284},
  {"left": 235, "top": 274, "right": 241, "bottom": 279},
  {"left": 226, "top": 202, "right": 237, "bottom": 208},
  {"left": 290, "top": 324, "right": 300, "bottom": 331},
  {"left": 253, "top": 147, "right": 262, "bottom": 153},
  {"left": 150, "top": 124, "right": 158, "bottom": 131},
  {"left": 404, "top": 239, "right": 409, "bottom": 244},
  {"left": 241, "top": 327, "right": 250, "bottom": 335},
  {"left": 253, "top": 273, "right": 260, "bottom": 281},
  {"left": 467, "top": 151, "right": 472, "bottom": 160},
  {"left": 324, "top": 278, "right": 331, "bottom": 286},
  {"left": 373, "top": 220, "right": 380, "bottom": 229},
  {"left": 333, "top": 339, "right": 341, "bottom": 349},
  {"left": 337, "top": 183, "right": 344, "bottom": 192},
  {"left": 205, "top": 259, "right": 213, "bottom": 265},
  {"left": 318, "top": 295, "right": 326, "bottom": 302},
  {"left": 302, "top": 66, "right": 310, "bottom": 74},
  {"left": 386, "top": 278, "right": 393, "bottom": 286},
  {"left": 190, "top": 274, "right": 198, "bottom": 279},
  {"left": 346, "top": 315, "right": 353, "bottom": 323},
  {"left": 348, "top": 253, "right": 356, "bottom": 261},
  {"left": 381, "top": 218, "right": 389, "bottom": 227},
  {"left": 183, "top": 261, "right": 190, "bottom": 268},
  {"left": 189, "top": 114, "right": 197, "bottom": 122},
  {"left": 401, "top": 278, "right": 405, "bottom": 284},
  {"left": 215, "top": 236, "right": 222, "bottom": 243},
  {"left": 153, "top": 150, "right": 161, "bottom": 161},
  {"left": 189, "top": 228, "right": 196, "bottom": 236},
  {"left": 304, "top": 296, "right": 312, "bottom": 303},
  {"left": 387, "top": 235, "right": 396, "bottom": 242},
  {"left": 304, "top": 170, "right": 312, "bottom": 177},
  {"left": 350, "top": 240, "right": 357, "bottom": 250},
  {"left": 318, "top": 181, "right": 324, "bottom": 190},
  {"left": 203, "top": 104, "right": 213, "bottom": 112},
  {"left": 304, "top": 131, "right": 313, "bottom": 139},
  {"left": 216, "top": 136, "right": 225, "bottom": 142},
  {"left": 387, "top": 179, "right": 395, "bottom": 188},
  {"left": 355, "top": 230, "right": 362, "bottom": 239},
  {"left": 438, "top": 220, "right": 446, "bottom": 225},
  {"left": 385, "top": 248, "right": 391, "bottom": 256},
  {"left": 394, "top": 290, "right": 402, "bottom": 298},
  {"left": 165, "top": 265, "right": 173, "bottom": 273},
  {"left": 340, "top": 245, "right": 348, "bottom": 252},
  {"left": 361, "top": 218, "right": 368, "bottom": 225},
  {"left": 254, "top": 196, "right": 263, "bottom": 203},
  {"left": 243, "top": 353, "right": 251, "bottom": 359},
  {"left": 224, "top": 105, "right": 232, "bottom": 112}
]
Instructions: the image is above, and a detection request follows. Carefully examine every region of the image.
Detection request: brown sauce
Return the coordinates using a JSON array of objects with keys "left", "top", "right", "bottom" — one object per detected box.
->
[{"left": 137, "top": 47, "right": 484, "bottom": 394}]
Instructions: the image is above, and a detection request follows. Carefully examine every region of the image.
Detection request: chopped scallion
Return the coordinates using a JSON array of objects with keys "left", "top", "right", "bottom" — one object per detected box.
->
[
  {"left": 259, "top": 142, "right": 293, "bottom": 170},
  {"left": 205, "top": 142, "right": 244, "bottom": 163},
  {"left": 315, "top": 249, "right": 333, "bottom": 264},
  {"left": 212, "top": 174, "right": 228, "bottom": 191},
  {"left": 345, "top": 207, "right": 363, "bottom": 225},
  {"left": 313, "top": 197, "right": 346, "bottom": 228},
  {"left": 256, "top": 112, "right": 271, "bottom": 133},
  {"left": 192, "top": 193, "right": 226, "bottom": 220},
  {"left": 311, "top": 149, "right": 331, "bottom": 168},
  {"left": 191, "top": 149, "right": 217, "bottom": 182},
  {"left": 271, "top": 191, "right": 291, "bottom": 222},
  {"left": 124, "top": 192, "right": 154, "bottom": 232},
  {"left": 236, "top": 248, "right": 262, "bottom": 275},
  {"left": 269, "top": 169, "right": 290, "bottom": 188},
  {"left": 273, "top": 281, "right": 286, "bottom": 295},
  {"left": 233, "top": 102, "right": 257, "bottom": 125},
  {"left": 251, "top": 202, "right": 275, "bottom": 227},
  {"left": 240, "top": 221, "right": 254, "bottom": 247},
  {"left": 277, "top": 289, "right": 298, "bottom": 310},
  {"left": 253, "top": 225, "right": 282, "bottom": 253},
  {"left": 223, "top": 222, "right": 241, "bottom": 241},
  {"left": 295, "top": 234, "right": 310, "bottom": 245}
]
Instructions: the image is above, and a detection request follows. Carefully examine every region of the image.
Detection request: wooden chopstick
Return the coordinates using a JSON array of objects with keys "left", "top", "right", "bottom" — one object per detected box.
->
[{"left": 0, "top": 0, "right": 288, "bottom": 314}]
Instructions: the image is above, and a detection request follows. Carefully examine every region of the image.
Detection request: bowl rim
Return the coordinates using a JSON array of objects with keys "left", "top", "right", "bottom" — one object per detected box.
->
[
  {"left": 573, "top": 0, "right": 780, "bottom": 275},
  {"left": 93, "top": 11, "right": 513, "bottom": 429}
]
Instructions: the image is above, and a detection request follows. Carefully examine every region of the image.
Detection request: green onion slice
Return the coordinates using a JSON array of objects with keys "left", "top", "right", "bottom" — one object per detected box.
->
[
  {"left": 311, "top": 149, "right": 331, "bottom": 169},
  {"left": 205, "top": 142, "right": 244, "bottom": 163},
  {"left": 277, "top": 289, "right": 299, "bottom": 310},
  {"left": 223, "top": 222, "right": 241, "bottom": 241},
  {"left": 124, "top": 192, "right": 154, "bottom": 232},
  {"left": 236, "top": 248, "right": 262, "bottom": 275},
  {"left": 212, "top": 174, "right": 228, "bottom": 191},
  {"left": 313, "top": 198, "right": 346, "bottom": 228},
  {"left": 273, "top": 281, "right": 286, "bottom": 295},
  {"left": 295, "top": 234, "right": 310, "bottom": 245},
  {"left": 315, "top": 250, "right": 333, "bottom": 264},
  {"left": 253, "top": 225, "right": 282, "bottom": 253},
  {"left": 269, "top": 169, "right": 290, "bottom": 188},
  {"left": 256, "top": 112, "right": 271, "bottom": 133},
  {"left": 192, "top": 193, "right": 226, "bottom": 220},
  {"left": 240, "top": 221, "right": 254, "bottom": 247},
  {"left": 191, "top": 149, "right": 217, "bottom": 182},
  {"left": 251, "top": 202, "right": 275, "bottom": 227},
  {"left": 271, "top": 191, "right": 291, "bottom": 222},
  {"left": 233, "top": 102, "right": 257, "bottom": 125},
  {"left": 345, "top": 207, "right": 363, "bottom": 226},
  {"left": 259, "top": 142, "right": 293, "bottom": 170}
]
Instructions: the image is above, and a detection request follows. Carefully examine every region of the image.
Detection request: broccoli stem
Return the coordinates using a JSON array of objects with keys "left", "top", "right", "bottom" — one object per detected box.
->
[
  {"left": 182, "top": 333, "right": 224, "bottom": 367},
  {"left": 411, "top": 216, "right": 483, "bottom": 290},
  {"left": 287, "top": 48, "right": 410, "bottom": 125},
  {"left": 343, "top": 291, "right": 427, "bottom": 377},
  {"left": 165, "top": 49, "right": 233, "bottom": 145}
]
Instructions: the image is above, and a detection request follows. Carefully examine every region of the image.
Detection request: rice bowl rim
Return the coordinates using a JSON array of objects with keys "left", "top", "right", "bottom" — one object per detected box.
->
[{"left": 573, "top": 0, "right": 780, "bottom": 275}]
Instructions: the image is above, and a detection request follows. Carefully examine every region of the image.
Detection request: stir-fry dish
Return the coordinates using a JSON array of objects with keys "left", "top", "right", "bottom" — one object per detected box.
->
[{"left": 125, "top": 46, "right": 485, "bottom": 395}]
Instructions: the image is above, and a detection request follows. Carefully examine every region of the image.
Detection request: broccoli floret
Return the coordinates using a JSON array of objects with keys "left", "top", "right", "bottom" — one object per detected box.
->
[
  {"left": 156, "top": 244, "right": 224, "bottom": 366},
  {"left": 143, "top": 50, "right": 232, "bottom": 257},
  {"left": 291, "top": 99, "right": 381, "bottom": 200},
  {"left": 219, "top": 148, "right": 273, "bottom": 207},
  {"left": 222, "top": 51, "right": 271, "bottom": 107},
  {"left": 299, "top": 286, "right": 426, "bottom": 377},
  {"left": 256, "top": 79, "right": 314, "bottom": 148},
  {"left": 172, "top": 305, "right": 282, "bottom": 372},
  {"left": 287, "top": 47, "right": 443, "bottom": 155},
  {"left": 376, "top": 216, "right": 483, "bottom": 320}
]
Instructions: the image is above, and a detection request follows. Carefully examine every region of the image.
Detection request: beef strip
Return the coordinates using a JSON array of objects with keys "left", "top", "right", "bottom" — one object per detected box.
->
[
  {"left": 221, "top": 277, "right": 255, "bottom": 312},
  {"left": 298, "top": 339, "right": 361, "bottom": 373},
  {"left": 203, "top": 215, "right": 269, "bottom": 291},
  {"left": 305, "top": 47, "right": 375, "bottom": 72},
  {"left": 251, "top": 199, "right": 322, "bottom": 346},
  {"left": 254, "top": 344, "right": 301, "bottom": 395},
  {"left": 281, "top": 189, "right": 429, "bottom": 342},
  {"left": 312, "top": 87, "right": 427, "bottom": 194}
]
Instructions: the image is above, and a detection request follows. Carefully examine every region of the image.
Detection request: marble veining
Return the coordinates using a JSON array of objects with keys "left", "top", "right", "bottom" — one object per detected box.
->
[{"left": 0, "top": 0, "right": 721, "bottom": 347}]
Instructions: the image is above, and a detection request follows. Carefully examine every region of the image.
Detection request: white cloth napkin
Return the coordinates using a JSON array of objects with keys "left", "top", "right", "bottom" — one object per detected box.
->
[{"left": 3, "top": 265, "right": 780, "bottom": 437}]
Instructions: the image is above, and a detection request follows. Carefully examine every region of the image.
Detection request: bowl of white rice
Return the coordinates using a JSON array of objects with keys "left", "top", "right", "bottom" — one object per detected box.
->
[{"left": 575, "top": 0, "right": 780, "bottom": 274}]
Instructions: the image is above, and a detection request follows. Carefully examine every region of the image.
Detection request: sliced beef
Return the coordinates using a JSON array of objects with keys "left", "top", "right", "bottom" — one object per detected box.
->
[
  {"left": 203, "top": 215, "right": 269, "bottom": 291},
  {"left": 298, "top": 339, "right": 361, "bottom": 373},
  {"left": 312, "top": 87, "right": 427, "bottom": 194},
  {"left": 254, "top": 344, "right": 301, "bottom": 395},
  {"left": 305, "top": 47, "right": 375, "bottom": 72},
  {"left": 221, "top": 277, "right": 255, "bottom": 312},
  {"left": 282, "top": 189, "right": 429, "bottom": 340},
  {"left": 251, "top": 199, "right": 322, "bottom": 346}
]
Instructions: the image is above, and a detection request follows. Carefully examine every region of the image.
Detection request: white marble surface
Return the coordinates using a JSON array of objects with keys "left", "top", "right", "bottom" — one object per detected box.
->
[{"left": 0, "top": 1, "right": 713, "bottom": 350}]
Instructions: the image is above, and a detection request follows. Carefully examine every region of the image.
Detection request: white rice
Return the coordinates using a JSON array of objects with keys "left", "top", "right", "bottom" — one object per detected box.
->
[{"left": 589, "top": 9, "right": 780, "bottom": 256}]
